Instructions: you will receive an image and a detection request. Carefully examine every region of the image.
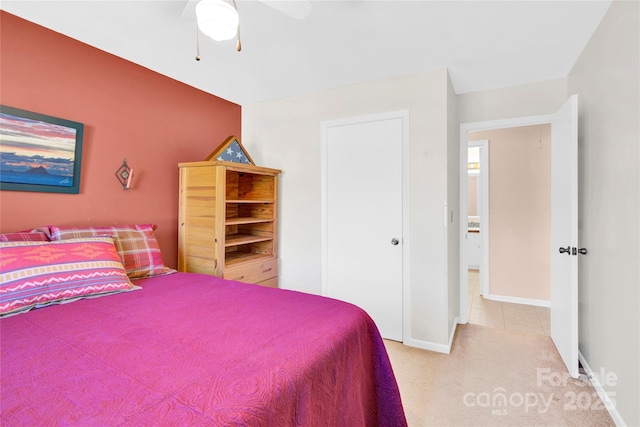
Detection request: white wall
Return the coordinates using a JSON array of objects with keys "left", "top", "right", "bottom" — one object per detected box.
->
[
  {"left": 447, "top": 74, "right": 460, "bottom": 333},
  {"left": 243, "top": 69, "right": 457, "bottom": 349},
  {"left": 568, "top": 1, "right": 640, "bottom": 425},
  {"left": 457, "top": 78, "right": 568, "bottom": 124}
]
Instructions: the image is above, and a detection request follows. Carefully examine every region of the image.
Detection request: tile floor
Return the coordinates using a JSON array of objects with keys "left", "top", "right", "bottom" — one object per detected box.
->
[{"left": 468, "top": 269, "right": 550, "bottom": 336}]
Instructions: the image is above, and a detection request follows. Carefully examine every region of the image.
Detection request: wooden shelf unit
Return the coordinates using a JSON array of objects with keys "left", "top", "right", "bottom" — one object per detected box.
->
[{"left": 178, "top": 161, "right": 281, "bottom": 287}]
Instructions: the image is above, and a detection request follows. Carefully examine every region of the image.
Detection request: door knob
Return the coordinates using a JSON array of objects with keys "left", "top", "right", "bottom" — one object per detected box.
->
[
  {"left": 558, "top": 246, "right": 571, "bottom": 255},
  {"left": 391, "top": 238, "right": 399, "bottom": 246},
  {"left": 578, "top": 248, "right": 588, "bottom": 255}
]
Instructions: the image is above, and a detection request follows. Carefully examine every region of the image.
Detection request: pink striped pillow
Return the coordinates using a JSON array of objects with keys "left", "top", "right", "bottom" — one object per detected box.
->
[
  {"left": 49, "top": 224, "right": 172, "bottom": 279},
  {"left": 0, "top": 237, "right": 139, "bottom": 317}
]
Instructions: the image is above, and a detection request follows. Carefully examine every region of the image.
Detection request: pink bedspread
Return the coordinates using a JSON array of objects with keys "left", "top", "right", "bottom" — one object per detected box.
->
[{"left": 0, "top": 272, "right": 406, "bottom": 426}]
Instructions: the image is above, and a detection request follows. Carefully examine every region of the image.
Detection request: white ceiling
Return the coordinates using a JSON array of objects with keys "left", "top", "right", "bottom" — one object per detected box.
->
[{"left": 1, "top": 0, "right": 612, "bottom": 105}]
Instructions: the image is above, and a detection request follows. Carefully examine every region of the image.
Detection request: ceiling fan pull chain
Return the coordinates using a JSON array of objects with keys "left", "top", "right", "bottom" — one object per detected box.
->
[
  {"left": 233, "top": 0, "right": 242, "bottom": 52},
  {"left": 195, "top": 22, "right": 201, "bottom": 61}
]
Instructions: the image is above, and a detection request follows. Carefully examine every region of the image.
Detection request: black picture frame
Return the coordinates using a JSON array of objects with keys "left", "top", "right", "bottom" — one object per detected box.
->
[{"left": 0, "top": 105, "right": 84, "bottom": 194}]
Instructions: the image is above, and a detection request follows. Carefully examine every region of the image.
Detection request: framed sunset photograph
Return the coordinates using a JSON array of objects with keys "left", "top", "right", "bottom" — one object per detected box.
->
[{"left": 0, "top": 105, "right": 84, "bottom": 194}]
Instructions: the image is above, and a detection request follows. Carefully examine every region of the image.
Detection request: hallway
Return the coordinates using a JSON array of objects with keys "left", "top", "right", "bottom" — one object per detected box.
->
[{"left": 467, "top": 270, "right": 550, "bottom": 335}]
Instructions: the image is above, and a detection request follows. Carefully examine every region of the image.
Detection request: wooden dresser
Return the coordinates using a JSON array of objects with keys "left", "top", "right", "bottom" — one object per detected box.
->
[{"left": 178, "top": 161, "right": 281, "bottom": 287}]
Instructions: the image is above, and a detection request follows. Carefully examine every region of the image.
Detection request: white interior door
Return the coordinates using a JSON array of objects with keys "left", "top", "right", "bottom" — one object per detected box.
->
[
  {"left": 322, "top": 113, "right": 405, "bottom": 341},
  {"left": 550, "top": 94, "right": 579, "bottom": 378}
]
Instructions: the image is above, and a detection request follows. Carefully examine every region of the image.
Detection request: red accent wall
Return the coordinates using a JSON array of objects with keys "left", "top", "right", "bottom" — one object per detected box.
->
[{"left": 0, "top": 12, "right": 241, "bottom": 268}]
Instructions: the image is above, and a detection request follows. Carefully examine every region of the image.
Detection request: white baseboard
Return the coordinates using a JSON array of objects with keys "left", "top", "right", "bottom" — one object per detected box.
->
[
  {"left": 403, "top": 338, "right": 451, "bottom": 354},
  {"left": 403, "top": 318, "right": 459, "bottom": 354},
  {"left": 483, "top": 293, "right": 550, "bottom": 308},
  {"left": 402, "top": 339, "right": 450, "bottom": 354},
  {"left": 578, "top": 351, "right": 627, "bottom": 426}
]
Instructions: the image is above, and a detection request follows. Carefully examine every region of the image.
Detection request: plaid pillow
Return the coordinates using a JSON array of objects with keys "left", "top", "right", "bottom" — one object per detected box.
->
[
  {"left": 0, "top": 230, "right": 49, "bottom": 242},
  {"left": 48, "top": 224, "right": 172, "bottom": 279},
  {"left": 0, "top": 237, "right": 139, "bottom": 317}
]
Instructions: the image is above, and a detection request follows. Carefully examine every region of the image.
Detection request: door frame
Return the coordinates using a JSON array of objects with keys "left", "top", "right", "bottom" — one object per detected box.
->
[
  {"left": 320, "top": 110, "right": 410, "bottom": 341},
  {"left": 459, "top": 113, "right": 553, "bottom": 324},
  {"left": 467, "top": 139, "right": 489, "bottom": 295}
]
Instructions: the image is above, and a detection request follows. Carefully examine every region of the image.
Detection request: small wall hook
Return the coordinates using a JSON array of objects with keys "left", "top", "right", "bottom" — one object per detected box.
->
[{"left": 115, "top": 158, "right": 133, "bottom": 190}]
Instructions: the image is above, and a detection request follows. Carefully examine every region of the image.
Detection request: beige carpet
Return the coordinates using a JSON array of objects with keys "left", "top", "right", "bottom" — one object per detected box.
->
[{"left": 384, "top": 324, "right": 615, "bottom": 426}]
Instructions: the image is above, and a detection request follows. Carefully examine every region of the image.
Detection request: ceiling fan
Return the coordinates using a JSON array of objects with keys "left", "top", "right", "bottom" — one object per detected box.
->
[{"left": 182, "top": 0, "right": 312, "bottom": 57}]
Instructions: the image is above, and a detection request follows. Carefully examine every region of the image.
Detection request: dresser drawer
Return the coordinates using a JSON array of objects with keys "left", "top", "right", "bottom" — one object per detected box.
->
[
  {"left": 224, "top": 258, "right": 278, "bottom": 285},
  {"left": 256, "top": 276, "right": 279, "bottom": 288}
]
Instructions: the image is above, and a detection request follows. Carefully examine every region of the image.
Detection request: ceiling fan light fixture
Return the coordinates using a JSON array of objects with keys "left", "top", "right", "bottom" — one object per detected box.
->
[{"left": 196, "top": 0, "right": 239, "bottom": 42}]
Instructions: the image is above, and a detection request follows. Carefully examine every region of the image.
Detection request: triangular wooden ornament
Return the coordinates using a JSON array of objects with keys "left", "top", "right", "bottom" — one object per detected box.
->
[{"left": 205, "top": 135, "right": 255, "bottom": 165}]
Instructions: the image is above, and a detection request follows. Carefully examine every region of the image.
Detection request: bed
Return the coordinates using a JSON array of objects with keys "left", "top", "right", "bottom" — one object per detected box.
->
[{"left": 0, "top": 225, "right": 407, "bottom": 426}]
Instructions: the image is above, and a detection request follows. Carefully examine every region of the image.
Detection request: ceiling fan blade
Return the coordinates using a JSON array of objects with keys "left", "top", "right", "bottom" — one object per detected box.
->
[
  {"left": 181, "top": 0, "right": 199, "bottom": 21},
  {"left": 257, "top": 0, "right": 312, "bottom": 20}
]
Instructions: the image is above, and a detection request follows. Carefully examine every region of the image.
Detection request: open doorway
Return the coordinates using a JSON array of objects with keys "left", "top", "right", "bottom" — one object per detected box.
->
[
  {"left": 461, "top": 123, "right": 552, "bottom": 336},
  {"left": 459, "top": 95, "right": 580, "bottom": 377}
]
